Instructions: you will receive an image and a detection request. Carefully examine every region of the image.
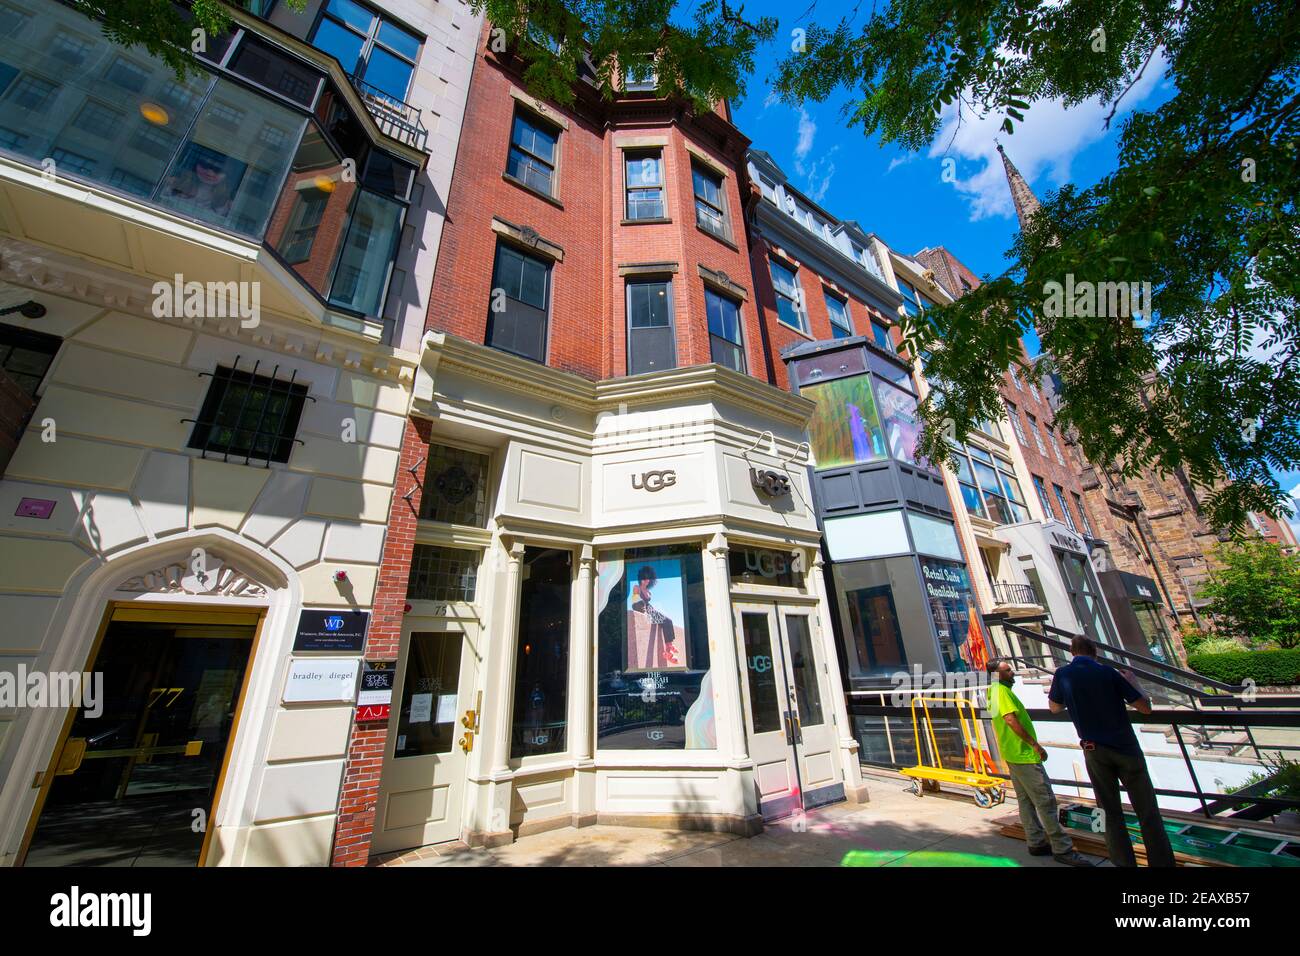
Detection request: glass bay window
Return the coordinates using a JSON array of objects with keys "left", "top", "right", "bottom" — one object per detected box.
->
[{"left": 0, "top": 0, "right": 416, "bottom": 321}]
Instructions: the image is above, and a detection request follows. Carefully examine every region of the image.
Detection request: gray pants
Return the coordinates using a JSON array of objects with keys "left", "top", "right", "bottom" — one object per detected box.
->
[
  {"left": 1083, "top": 744, "right": 1176, "bottom": 867},
  {"left": 1007, "top": 761, "right": 1073, "bottom": 855}
]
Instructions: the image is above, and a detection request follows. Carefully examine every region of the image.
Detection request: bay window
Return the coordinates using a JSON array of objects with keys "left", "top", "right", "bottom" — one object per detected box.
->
[{"left": 0, "top": 0, "right": 416, "bottom": 323}]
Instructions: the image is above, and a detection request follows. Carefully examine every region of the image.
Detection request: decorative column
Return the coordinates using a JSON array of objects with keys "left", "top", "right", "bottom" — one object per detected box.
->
[
  {"left": 473, "top": 537, "right": 527, "bottom": 847},
  {"left": 571, "top": 545, "right": 598, "bottom": 827},
  {"left": 490, "top": 539, "right": 528, "bottom": 775},
  {"left": 706, "top": 532, "right": 748, "bottom": 762},
  {"left": 809, "top": 549, "right": 869, "bottom": 802},
  {"left": 569, "top": 544, "right": 596, "bottom": 762}
]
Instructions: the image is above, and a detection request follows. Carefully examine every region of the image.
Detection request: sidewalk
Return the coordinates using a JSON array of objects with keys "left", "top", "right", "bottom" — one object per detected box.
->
[{"left": 374, "top": 772, "right": 1105, "bottom": 867}]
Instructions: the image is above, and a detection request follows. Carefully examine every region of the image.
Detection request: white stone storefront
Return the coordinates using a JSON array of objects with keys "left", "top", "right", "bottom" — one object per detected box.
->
[
  {"left": 365, "top": 333, "right": 865, "bottom": 852},
  {"left": 0, "top": 262, "right": 419, "bottom": 868}
]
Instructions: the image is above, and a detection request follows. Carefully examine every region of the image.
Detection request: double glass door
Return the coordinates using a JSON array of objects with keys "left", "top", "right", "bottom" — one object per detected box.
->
[
  {"left": 23, "top": 609, "right": 257, "bottom": 867},
  {"left": 734, "top": 602, "right": 839, "bottom": 821}
]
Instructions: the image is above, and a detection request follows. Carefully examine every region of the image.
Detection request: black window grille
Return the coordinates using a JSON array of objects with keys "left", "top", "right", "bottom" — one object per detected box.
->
[
  {"left": 185, "top": 360, "right": 310, "bottom": 465},
  {"left": 407, "top": 544, "right": 479, "bottom": 602},
  {"left": 0, "top": 322, "right": 61, "bottom": 397}
]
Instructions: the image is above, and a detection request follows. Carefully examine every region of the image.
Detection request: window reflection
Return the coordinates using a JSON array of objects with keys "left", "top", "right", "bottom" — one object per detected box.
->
[
  {"left": 157, "top": 80, "right": 306, "bottom": 234},
  {"left": 510, "top": 548, "right": 572, "bottom": 758},
  {"left": 0, "top": 0, "right": 412, "bottom": 321}
]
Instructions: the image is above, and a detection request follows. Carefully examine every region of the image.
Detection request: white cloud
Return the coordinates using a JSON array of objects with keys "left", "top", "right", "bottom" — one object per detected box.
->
[
  {"left": 803, "top": 147, "right": 839, "bottom": 202},
  {"left": 931, "top": 52, "right": 1167, "bottom": 221},
  {"left": 887, "top": 154, "right": 918, "bottom": 173},
  {"left": 767, "top": 106, "right": 836, "bottom": 201},
  {"left": 794, "top": 108, "right": 817, "bottom": 171},
  {"left": 1289, "top": 482, "right": 1300, "bottom": 499}
]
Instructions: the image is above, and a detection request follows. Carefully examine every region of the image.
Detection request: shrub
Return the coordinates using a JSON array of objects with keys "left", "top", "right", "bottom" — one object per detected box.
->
[
  {"left": 1187, "top": 648, "right": 1300, "bottom": 686},
  {"left": 1224, "top": 754, "right": 1300, "bottom": 803},
  {"left": 1199, "top": 541, "right": 1300, "bottom": 649},
  {"left": 1191, "top": 636, "right": 1248, "bottom": 657}
]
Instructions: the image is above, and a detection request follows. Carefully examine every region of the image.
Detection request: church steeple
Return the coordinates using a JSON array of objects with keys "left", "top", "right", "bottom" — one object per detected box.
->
[{"left": 997, "top": 142, "right": 1041, "bottom": 231}]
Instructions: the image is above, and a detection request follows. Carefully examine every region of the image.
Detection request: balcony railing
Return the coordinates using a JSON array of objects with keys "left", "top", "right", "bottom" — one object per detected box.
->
[
  {"left": 349, "top": 75, "right": 429, "bottom": 152},
  {"left": 990, "top": 581, "right": 1041, "bottom": 606}
]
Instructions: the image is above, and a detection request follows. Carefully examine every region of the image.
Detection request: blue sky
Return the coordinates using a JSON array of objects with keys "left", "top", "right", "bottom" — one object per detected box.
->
[{"left": 723, "top": 0, "right": 1300, "bottom": 527}]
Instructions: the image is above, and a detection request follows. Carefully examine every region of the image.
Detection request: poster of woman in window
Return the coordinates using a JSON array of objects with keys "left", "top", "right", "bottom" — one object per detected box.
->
[
  {"left": 625, "top": 559, "right": 689, "bottom": 671},
  {"left": 161, "top": 142, "right": 245, "bottom": 223}
]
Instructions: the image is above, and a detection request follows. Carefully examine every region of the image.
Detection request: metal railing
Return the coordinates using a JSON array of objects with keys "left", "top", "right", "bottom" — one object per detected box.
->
[
  {"left": 984, "top": 613, "right": 1253, "bottom": 701},
  {"left": 349, "top": 74, "right": 429, "bottom": 151},
  {"left": 847, "top": 618, "right": 1300, "bottom": 829},
  {"left": 848, "top": 693, "right": 1300, "bottom": 821},
  {"left": 990, "top": 581, "right": 1040, "bottom": 606}
]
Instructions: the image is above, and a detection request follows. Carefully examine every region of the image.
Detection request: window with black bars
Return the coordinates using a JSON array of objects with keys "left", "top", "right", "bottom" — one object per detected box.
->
[
  {"left": 420, "top": 443, "right": 489, "bottom": 527},
  {"left": 407, "top": 544, "right": 479, "bottom": 602},
  {"left": 186, "top": 360, "right": 310, "bottom": 465},
  {"left": 0, "top": 323, "right": 61, "bottom": 397}
]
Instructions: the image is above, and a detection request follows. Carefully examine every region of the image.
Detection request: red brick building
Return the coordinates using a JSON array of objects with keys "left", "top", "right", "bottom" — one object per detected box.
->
[
  {"left": 421, "top": 30, "right": 761, "bottom": 380},
  {"left": 743, "top": 150, "right": 904, "bottom": 390},
  {"left": 331, "top": 23, "right": 864, "bottom": 863}
]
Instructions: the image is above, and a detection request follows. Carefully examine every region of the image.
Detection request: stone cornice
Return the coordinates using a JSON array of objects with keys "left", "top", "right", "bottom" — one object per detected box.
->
[
  {"left": 417, "top": 330, "right": 816, "bottom": 428},
  {"left": 0, "top": 237, "right": 418, "bottom": 381}
]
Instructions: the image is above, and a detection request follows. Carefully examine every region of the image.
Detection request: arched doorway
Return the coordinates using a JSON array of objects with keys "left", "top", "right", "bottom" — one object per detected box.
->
[{"left": 16, "top": 538, "right": 288, "bottom": 867}]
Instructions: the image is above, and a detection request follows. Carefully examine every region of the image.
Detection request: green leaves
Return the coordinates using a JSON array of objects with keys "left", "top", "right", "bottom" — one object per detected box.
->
[
  {"left": 71, "top": 1, "right": 308, "bottom": 78},
  {"left": 1200, "top": 541, "right": 1300, "bottom": 649},
  {"left": 769, "top": 0, "right": 1300, "bottom": 531}
]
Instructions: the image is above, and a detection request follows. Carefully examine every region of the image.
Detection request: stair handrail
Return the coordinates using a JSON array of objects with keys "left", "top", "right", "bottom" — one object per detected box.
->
[
  {"left": 984, "top": 613, "right": 1245, "bottom": 700},
  {"left": 1034, "top": 618, "right": 1246, "bottom": 695}
]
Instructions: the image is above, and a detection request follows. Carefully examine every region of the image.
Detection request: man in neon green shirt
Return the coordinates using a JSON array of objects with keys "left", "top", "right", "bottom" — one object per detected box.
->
[{"left": 987, "top": 659, "right": 1093, "bottom": 866}]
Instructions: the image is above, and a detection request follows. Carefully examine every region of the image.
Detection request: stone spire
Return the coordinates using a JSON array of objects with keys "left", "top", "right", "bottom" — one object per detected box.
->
[{"left": 997, "top": 142, "right": 1041, "bottom": 231}]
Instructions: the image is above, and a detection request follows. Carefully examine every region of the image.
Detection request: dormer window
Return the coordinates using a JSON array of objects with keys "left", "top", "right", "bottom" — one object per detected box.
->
[{"left": 624, "top": 63, "right": 657, "bottom": 91}]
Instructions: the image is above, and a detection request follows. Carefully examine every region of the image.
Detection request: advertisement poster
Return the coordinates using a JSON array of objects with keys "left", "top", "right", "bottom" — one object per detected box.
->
[
  {"left": 626, "top": 557, "right": 689, "bottom": 670},
  {"left": 802, "top": 375, "right": 886, "bottom": 468},
  {"left": 919, "top": 558, "right": 975, "bottom": 672},
  {"left": 876, "top": 381, "right": 922, "bottom": 464}
]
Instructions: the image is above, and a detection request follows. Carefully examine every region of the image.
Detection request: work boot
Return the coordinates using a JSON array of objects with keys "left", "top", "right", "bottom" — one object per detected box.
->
[
  {"left": 1026, "top": 843, "right": 1052, "bottom": 856},
  {"left": 1053, "top": 850, "right": 1095, "bottom": 867}
]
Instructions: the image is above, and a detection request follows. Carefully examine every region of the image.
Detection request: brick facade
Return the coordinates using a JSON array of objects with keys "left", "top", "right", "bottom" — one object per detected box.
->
[
  {"left": 746, "top": 234, "right": 899, "bottom": 392},
  {"left": 331, "top": 417, "right": 432, "bottom": 867},
  {"left": 331, "top": 23, "right": 767, "bottom": 864},
  {"left": 424, "top": 23, "right": 759, "bottom": 381}
]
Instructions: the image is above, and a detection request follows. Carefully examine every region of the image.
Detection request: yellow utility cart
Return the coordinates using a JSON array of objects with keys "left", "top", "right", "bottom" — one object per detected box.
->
[{"left": 900, "top": 694, "right": 1006, "bottom": 808}]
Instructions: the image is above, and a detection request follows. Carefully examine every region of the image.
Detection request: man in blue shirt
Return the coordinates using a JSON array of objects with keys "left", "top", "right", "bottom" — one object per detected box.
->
[{"left": 1049, "top": 635, "right": 1175, "bottom": 867}]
